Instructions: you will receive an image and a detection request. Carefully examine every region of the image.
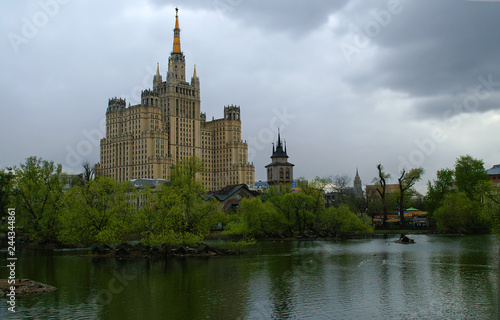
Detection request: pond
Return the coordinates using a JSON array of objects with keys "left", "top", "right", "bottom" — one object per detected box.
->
[{"left": 1, "top": 234, "right": 498, "bottom": 319}]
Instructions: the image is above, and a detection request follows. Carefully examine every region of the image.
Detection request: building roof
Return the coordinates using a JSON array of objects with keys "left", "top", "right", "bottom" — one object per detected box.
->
[
  {"left": 130, "top": 178, "right": 166, "bottom": 188},
  {"left": 265, "top": 161, "right": 295, "bottom": 168},
  {"left": 210, "top": 184, "right": 259, "bottom": 201},
  {"left": 486, "top": 164, "right": 500, "bottom": 175},
  {"left": 271, "top": 130, "right": 288, "bottom": 159}
]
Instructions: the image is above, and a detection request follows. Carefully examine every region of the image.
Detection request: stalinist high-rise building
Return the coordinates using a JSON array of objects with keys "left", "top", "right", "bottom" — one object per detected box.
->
[{"left": 97, "top": 9, "right": 255, "bottom": 190}]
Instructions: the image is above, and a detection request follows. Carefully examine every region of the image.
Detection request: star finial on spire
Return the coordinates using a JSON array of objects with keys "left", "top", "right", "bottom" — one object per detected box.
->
[{"left": 172, "top": 8, "right": 181, "bottom": 53}]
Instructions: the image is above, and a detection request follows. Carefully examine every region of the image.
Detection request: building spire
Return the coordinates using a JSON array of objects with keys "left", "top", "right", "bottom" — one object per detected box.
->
[
  {"left": 156, "top": 62, "right": 160, "bottom": 76},
  {"left": 175, "top": 7, "right": 179, "bottom": 29},
  {"left": 172, "top": 8, "right": 181, "bottom": 54},
  {"left": 277, "top": 127, "right": 281, "bottom": 148},
  {"left": 193, "top": 64, "right": 197, "bottom": 78}
]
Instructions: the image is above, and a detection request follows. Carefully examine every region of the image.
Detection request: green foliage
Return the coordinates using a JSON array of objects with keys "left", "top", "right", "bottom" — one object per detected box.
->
[
  {"left": 226, "top": 178, "right": 373, "bottom": 238},
  {"left": 454, "top": 155, "right": 489, "bottom": 201},
  {"left": 426, "top": 155, "right": 497, "bottom": 233},
  {"left": 59, "top": 177, "right": 135, "bottom": 245},
  {"left": 433, "top": 192, "right": 489, "bottom": 233},
  {"left": 137, "top": 157, "right": 223, "bottom": 246},
  {"left": 217, "top": 239, "right": 257, "bottom": 251},
  {"left": 12, "top": 156, "right": 67, "bottom": 242},
  {"left": 425, "top": 168, "right": 455, "bottom": 214},
  {"left": 224, "top": 197, "right": 284, "bottom": 237},
  {"left": 0, "top": 168, "right": 14, "bottom": 221},
  {"left": 317, "top": 204, "right": 373, "bottom": 236},
  {"left": 483, "top": 184, "right": 500, "bottom": 233}
]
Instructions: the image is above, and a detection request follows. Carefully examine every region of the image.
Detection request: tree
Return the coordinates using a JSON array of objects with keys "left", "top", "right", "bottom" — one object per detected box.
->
[
  {"left": 59, "top": 177, "right": 134, "bottom": 245},
  {"left": 397, "top": 167, "right": 424, "bottom": 226},
  {"left": 12, "top": 157, "right": 67, "bottom": 242},
  {"left": 316, "top": 204, "right": 372, "bottom": 237},
  {"left": 433, "top": 192, "right": 488, "bottom": 233},
  {"left": 425, "top": 168, "right": 455, "bottom": 215},
  {"left": 225, "top": 197, "right": 283, "bottom": 238},
  {"left": 483, "top": 183, "right": 500, "bottom": 233},
  {"left": 454, "top": 155, "right": 489, "bottom": 201},
  {"left": 284, "top": 192, "right": 316, "bottom": 234},
  {"left": 137, "top": 157, "right": 223, "bottom": 245},
  {"left": 82, "top": 162, "right": 96, "bottom": 184},
  {"left": 372, "top": 164, "right": 391, "bottom": 226},
  {"left": 296, "top": 177, "right": 327, "bottom": 219},
  {"left": 0, "top": 168, "right": 14, "bottom": 222}
]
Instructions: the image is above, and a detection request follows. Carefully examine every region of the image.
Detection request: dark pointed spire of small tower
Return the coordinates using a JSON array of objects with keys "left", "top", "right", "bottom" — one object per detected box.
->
[
  {"left": 277, "top": 127, "right": 281, "bottom": 148},
  {"left": 266, "top": 129, "right": 294, "bottom": 187}
]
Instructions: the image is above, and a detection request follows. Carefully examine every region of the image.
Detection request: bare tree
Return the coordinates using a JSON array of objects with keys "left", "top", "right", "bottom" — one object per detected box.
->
[
  {"left": 397, "top": 168, "right": 424, "bottom": 226},
  {"left": 82, "top": 162, "right": 96, "bottom": 184},
  {"left": 372, "top": 164, "right": 391, "bottom": 227},
  {"left": 330, "top": 174, "right": 352, "bottom": 207}
]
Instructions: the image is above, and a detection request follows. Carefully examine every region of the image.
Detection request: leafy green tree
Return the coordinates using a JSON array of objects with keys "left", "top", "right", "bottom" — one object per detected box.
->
[
  {"left": 433, "top": 192, "right": 489, "bottom": 233},
  {"left": 59, "top": 177, "right": 135, "bottom": 245},
  {"left": 425, "top": 168, "right": 455, "bottom": 214},
  {"left": 137, "top": 157, "right": 223, "bottom": 246},
  {"left": 12, "top": 156, "right": 67, "bottom": 242},
  {"left": 296, "top": 177, "right": 327, "bottom": 217},
  {"left": 479, "top": 181, "right": 500, "bottom": 233},
  {"left": 268, "top": 192, "right": 296, "bottom": 235},
  {"left": 0, "top": 168, "right": 14, "bottom": 222},
  {"left": 316, "top": 204, "right": 372, "bottom": 237},
  {"left": 284, "top": 192, "right": 316, "bottom": 234},
  {"left": 225, "top": 197, "right": 284, "bottom": 238},
  {"left": 454, "top": 155, "right": 489, "bottom": 201},
  {"left": 397, "top": 167, "right": 424, "bottom": 226}
]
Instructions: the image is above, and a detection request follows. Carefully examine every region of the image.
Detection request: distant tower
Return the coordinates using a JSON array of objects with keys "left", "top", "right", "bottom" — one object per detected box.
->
[
  {"left": 354, "top": 168, "right": 363, "bottom": 198},
  {"left": 265, "top": 129, "right": 294, "bottom": 186}
]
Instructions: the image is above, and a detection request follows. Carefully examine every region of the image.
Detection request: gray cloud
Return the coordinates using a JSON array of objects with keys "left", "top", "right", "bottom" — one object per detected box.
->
[{"left": 1, "top": 0, "right": 500, "bottom": 192}]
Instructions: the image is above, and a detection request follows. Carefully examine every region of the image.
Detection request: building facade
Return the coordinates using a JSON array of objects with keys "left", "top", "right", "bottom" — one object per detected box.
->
[
  {"left": 265, "top": 130, "right": 294, "bottom": 186},
  {"left": 486, "top": 164, "right": 500, "bottom": 185},
  {"left": 365, "top": 184, "right": 400, "bottom": 202},
  {"left": 96, "top": 9, "right": 254, "bottom": 190}
]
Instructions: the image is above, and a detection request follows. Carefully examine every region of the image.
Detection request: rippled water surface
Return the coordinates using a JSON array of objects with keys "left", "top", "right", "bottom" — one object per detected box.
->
[{"left": 1, "top": 234, "right": 498, "bottom": 319}]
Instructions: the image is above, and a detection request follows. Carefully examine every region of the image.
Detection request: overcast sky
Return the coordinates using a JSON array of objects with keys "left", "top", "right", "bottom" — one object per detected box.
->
[{"left": 2, "top": 0, "right": 500, "bottom": 193}]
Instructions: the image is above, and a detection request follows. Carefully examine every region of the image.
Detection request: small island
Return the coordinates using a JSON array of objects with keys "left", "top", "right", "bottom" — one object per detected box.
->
[{"left": 0, "top": 279, "right": 56, "bottom": 297}]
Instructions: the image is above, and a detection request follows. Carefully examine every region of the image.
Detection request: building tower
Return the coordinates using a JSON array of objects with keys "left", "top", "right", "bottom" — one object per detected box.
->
[
  {"left": 354, "top": 168, "right": 363, "bottom": 198},
  {"left": 265, "top": 129, "right": 294, "bottom": 186},
  {"left": 97, "top": 8, "right": 255, "bottom": 189}
]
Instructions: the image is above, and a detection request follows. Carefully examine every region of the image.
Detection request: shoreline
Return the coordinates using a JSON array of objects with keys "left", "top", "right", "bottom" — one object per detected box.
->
[{"left": 2, "top": 230, "right": 478, "bottom": 252}]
